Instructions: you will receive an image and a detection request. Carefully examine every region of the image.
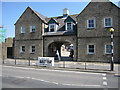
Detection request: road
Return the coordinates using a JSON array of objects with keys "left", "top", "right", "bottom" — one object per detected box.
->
[{"left": 2, "top": 65, "right": 119, "bottom": 88}]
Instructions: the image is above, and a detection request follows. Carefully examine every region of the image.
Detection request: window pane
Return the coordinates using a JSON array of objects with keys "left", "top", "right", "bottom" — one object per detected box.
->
[
  {"left": 67, "top": 23, "right": 72, "bottom": 30},
  {"left": 50, "top": 25, "right": 55, "bottom": 32},
  {"left": 88, "top": 45, "right": 94, "bottom": 53},
  {"left": 50, "top": 25, "right": 54, "bottom": 29},
  {"left": 106, "top": 45, "right": 112, "bottom": 54},
  {"left": 32, "top": 26, "right": 35, "bottom": 32},
  {"left": 32, "top": 46, "right": 35, "bottom": 53},
  {"left": 21, "top": 46, "right": 25, "bottom": 52},
  {"left": 105, "top": 18, "right": 112, "bottom": 27},
  {"left": 88, "top": 20, "right": 95, "bottom": 28},
  {"left": 21, "top": 26, "right": 25, "bottom": 33},
  {"left": 32, "top": 26, "right": 35, "bottom": 29}
]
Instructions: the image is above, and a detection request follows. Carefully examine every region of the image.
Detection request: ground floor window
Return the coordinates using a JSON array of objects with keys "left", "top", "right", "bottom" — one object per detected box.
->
[
  {"left": 30, "top": 45, "right": 35, "bottom": 53},
  {"left": 105, "top": 45, "right": 112, "bottom": 54},
  {"left": 20, "top": 46, "right": 25, "bottom": 53},
  {"left": 87, "top": 44, "right": 95, "bottom": 54}
]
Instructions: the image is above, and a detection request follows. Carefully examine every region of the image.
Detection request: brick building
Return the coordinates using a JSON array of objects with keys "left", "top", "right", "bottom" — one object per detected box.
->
[{"left": 14, "top": 1, "right": 120, "bottom": 63}]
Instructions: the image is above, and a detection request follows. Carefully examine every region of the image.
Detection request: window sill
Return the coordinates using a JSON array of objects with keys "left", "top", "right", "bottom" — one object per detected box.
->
[
  {"left": 87, "top": 28, "right": 96, "bottom": 30},
  {"left": 88, "top": 53, "right": 95, "bottom": 55},
  {"left": 47, "top": 31, "right": 57, "bottom": 33},
  {"left": 30, "top": 52, "right": 35, "bottom": 54},
  {"left": 105, "top": 53, "right": 112, "bottom": 55},
  {"left": 30, "top": 32, "right": 35, "bottom": 33},
  {"left": 20, "top": 52, "right": 25, "bottom": 54},
  {"left": 104, "top": 26, "right": 112, "bottom": 28},
  {"left": 21, "top": 33, "right": 25, "bottom": 34},
  {"left": 67, "top": 30, "right": 74, "bottom": 32}
]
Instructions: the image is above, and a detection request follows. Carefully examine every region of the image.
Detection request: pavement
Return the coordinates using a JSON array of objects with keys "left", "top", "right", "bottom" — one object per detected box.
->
[
  {"left": 1, "top": 58, "right": 120, "bottom": 76},
  {"left": 2, "top": 63, "right": 119, "bottom": 76}
]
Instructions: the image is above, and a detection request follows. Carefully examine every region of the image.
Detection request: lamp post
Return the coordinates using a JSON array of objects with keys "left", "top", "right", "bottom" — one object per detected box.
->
[{"left": 109, "top": 28, "right": 114, "bottom": 71}]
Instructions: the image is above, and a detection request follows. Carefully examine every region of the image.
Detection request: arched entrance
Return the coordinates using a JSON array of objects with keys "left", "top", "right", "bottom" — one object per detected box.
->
[{"left": 47, "top": 41, "right": 74, "bottom": 61}]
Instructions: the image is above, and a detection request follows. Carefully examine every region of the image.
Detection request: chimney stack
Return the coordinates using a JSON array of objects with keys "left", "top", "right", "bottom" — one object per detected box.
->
[{"left": 63, "top": 8, "right": 69, "bottom": 18}]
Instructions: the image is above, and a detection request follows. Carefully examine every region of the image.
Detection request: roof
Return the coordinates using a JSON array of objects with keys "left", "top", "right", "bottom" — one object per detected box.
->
[
  {"left": 33, "top": 10, "right": 47, "bottom": 23},
  {"left": 15, "top": 6, "right": 78, "bottom": 36},
  {"left": 45, "top": 14, "right": 78, "bottom": 31}
]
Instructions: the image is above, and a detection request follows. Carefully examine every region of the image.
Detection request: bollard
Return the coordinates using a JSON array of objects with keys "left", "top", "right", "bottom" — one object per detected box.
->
[
  {"left": 85, "top": 59, "right": 87, "bottom": 70},
  {"left": 63, "top": 60, "right": 65, "bottom": 68},
  {"left": 15, "top": 57, "right": 16, "bottom": 65},
  {"left": 3, "top": 56, "right": 4, "bottom": 64},
  {"left": 28, "top": 57, "right": 30, "bottom": 66}
]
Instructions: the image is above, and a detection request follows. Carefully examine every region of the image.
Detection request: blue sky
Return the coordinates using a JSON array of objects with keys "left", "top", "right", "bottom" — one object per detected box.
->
[{"left": 1, "top": 1, "right": 119, "bottom": 38}]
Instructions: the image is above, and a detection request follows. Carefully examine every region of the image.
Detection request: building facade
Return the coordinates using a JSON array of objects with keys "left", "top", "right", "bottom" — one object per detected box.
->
[
  {"left": 2, "top": 38, "right": 14, "bottom": 59},
  {"left": 14, "top": 1, "right": 120, "bottom": 63}
]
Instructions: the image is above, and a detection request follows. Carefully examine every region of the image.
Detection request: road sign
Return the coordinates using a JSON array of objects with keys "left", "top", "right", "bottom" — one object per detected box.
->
[{"left": 38, "top": 57, "right": 54, "bottom": 66}]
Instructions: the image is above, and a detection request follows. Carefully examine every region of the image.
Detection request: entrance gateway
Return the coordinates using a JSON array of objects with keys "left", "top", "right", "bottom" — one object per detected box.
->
[
  {"left": 43, "top": 36, "right": 77, "bottom": 61},
  {"left": 48, "top": 41, "right": 74, "bottom": 61}
]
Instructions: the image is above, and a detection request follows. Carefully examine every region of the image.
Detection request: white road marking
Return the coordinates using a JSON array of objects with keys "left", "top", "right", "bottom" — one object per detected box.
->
[
  {"left": 62, "top": 83, "right": 101, "bottom": 87},
  {"left": 62, "top": 84, "right": 71, "bottom": 86},
  {"left": 102, "top": 73, "right": 106, "bottom": 76},
  {"left": 102, "top": 73, "right": 107, "bottom": 86},
  {"left": 26, "top": 77, "right": 31, "bottom": 79},
  {"left": 103, "top": 77, "right": 107, "bottom": 80},
  {"left": 2, "top": 65, "right": 101, "bottom": 75},
  {"left": 52, "top": 82, "right": 59, "bottom": 85},
  {"left": 103, "top": 81, "right": 107, "bottom": 86},
  {"left": 17, "top": 76, "right": 25, "bottom": 79},
  {"left": 3, "top": 75, "right": 101, "bottom": 87},
  {"left": 40, "top": 80, "right": 45, "bottom": 82}
]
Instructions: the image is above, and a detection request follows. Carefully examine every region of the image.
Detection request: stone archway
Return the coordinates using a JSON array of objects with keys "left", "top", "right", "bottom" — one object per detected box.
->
[
  {"left": 43, "top": 36, "right": 77, "bottom": 61},
  {"left": 48, "top": 41, "right": 74, "bottom": 61}
]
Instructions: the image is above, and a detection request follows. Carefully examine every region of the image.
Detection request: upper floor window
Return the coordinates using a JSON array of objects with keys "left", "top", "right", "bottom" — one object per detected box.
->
[
  {"left": 87, "top": 44, "right": 95, "bottom": 54},
  {"left": 65, "top": 22, "right": 73, "bottom": 31},
  {"left": 87, "top": 19, "right": 95, "bottom": 28},
  {"left": 30, "top": 45, "right": 35, "bottom": 53},
  {"left": 30, "top": 25, "right": 35, "bottom": 33},
  {"left": 67, "top": 22, "right": 72, "bottom": 30},
  {"left": 21, "top": 26, "right": 25, "bottom": 33},
  {"left": 49, "top": 24, "right": 55, "bottom": 32},
  {"left": 104, "top": 18, "right": 112, "bottom": 27},
  {"left": 105, "top": 45, "right": 112, "bottom": 54},
  {"left": 20, "top": 46, "right": 25, "bottom": 53}
]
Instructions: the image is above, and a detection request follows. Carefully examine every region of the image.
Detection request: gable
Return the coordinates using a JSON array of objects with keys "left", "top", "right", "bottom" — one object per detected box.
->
[
  {"left": 77, "top": 1, "right": 119, "bottom": 18},
  {"left": 64, "top": 16, "right": 76, "bottom": 23},
  {"left": 48, "top": 18, "right": 59, "bottom": 25},
  {"left": 15, "top": 7, "right": 47, "bottom": 25}
]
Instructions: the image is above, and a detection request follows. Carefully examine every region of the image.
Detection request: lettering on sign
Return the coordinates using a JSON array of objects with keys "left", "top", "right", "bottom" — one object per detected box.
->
[{"left": 38, "top": 57, "right": 54, "bottom": 66}]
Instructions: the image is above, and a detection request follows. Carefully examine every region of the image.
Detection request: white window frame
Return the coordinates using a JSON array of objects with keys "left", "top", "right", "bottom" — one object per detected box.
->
[
  {"left": 87, "top": 19, "right": 95, "bottom": 29},
  {"left": 20, "top": 46, "right": 25, "bottom": 53},
  {"left": 30, "top": 25, "right": 35, "bottom": 33},
  {"left": 49, "top": 24, "right": 57, "bottom": 32},
  {"left": 105, "top": 45, "right": 112, "bottom": 54},
  {"left": 87, "top": 44, "right": 95, "bottom": 54},
  {"left": 30, "top": 45, "right": 35, "bottom": 53},
  {"left": 21, "top": 26, "right": 25, "bottom": 33},
  {"left": 65, "top": 22, "right": 73, "bottom": 31},
  {"left": 104, "top": 17, "right": 112, "bottom": 27}
]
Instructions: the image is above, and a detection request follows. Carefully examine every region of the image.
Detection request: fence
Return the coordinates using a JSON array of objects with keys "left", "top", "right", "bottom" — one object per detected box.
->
[{"left": 2, "top": 57, "right": 112, "bottom": 71}]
